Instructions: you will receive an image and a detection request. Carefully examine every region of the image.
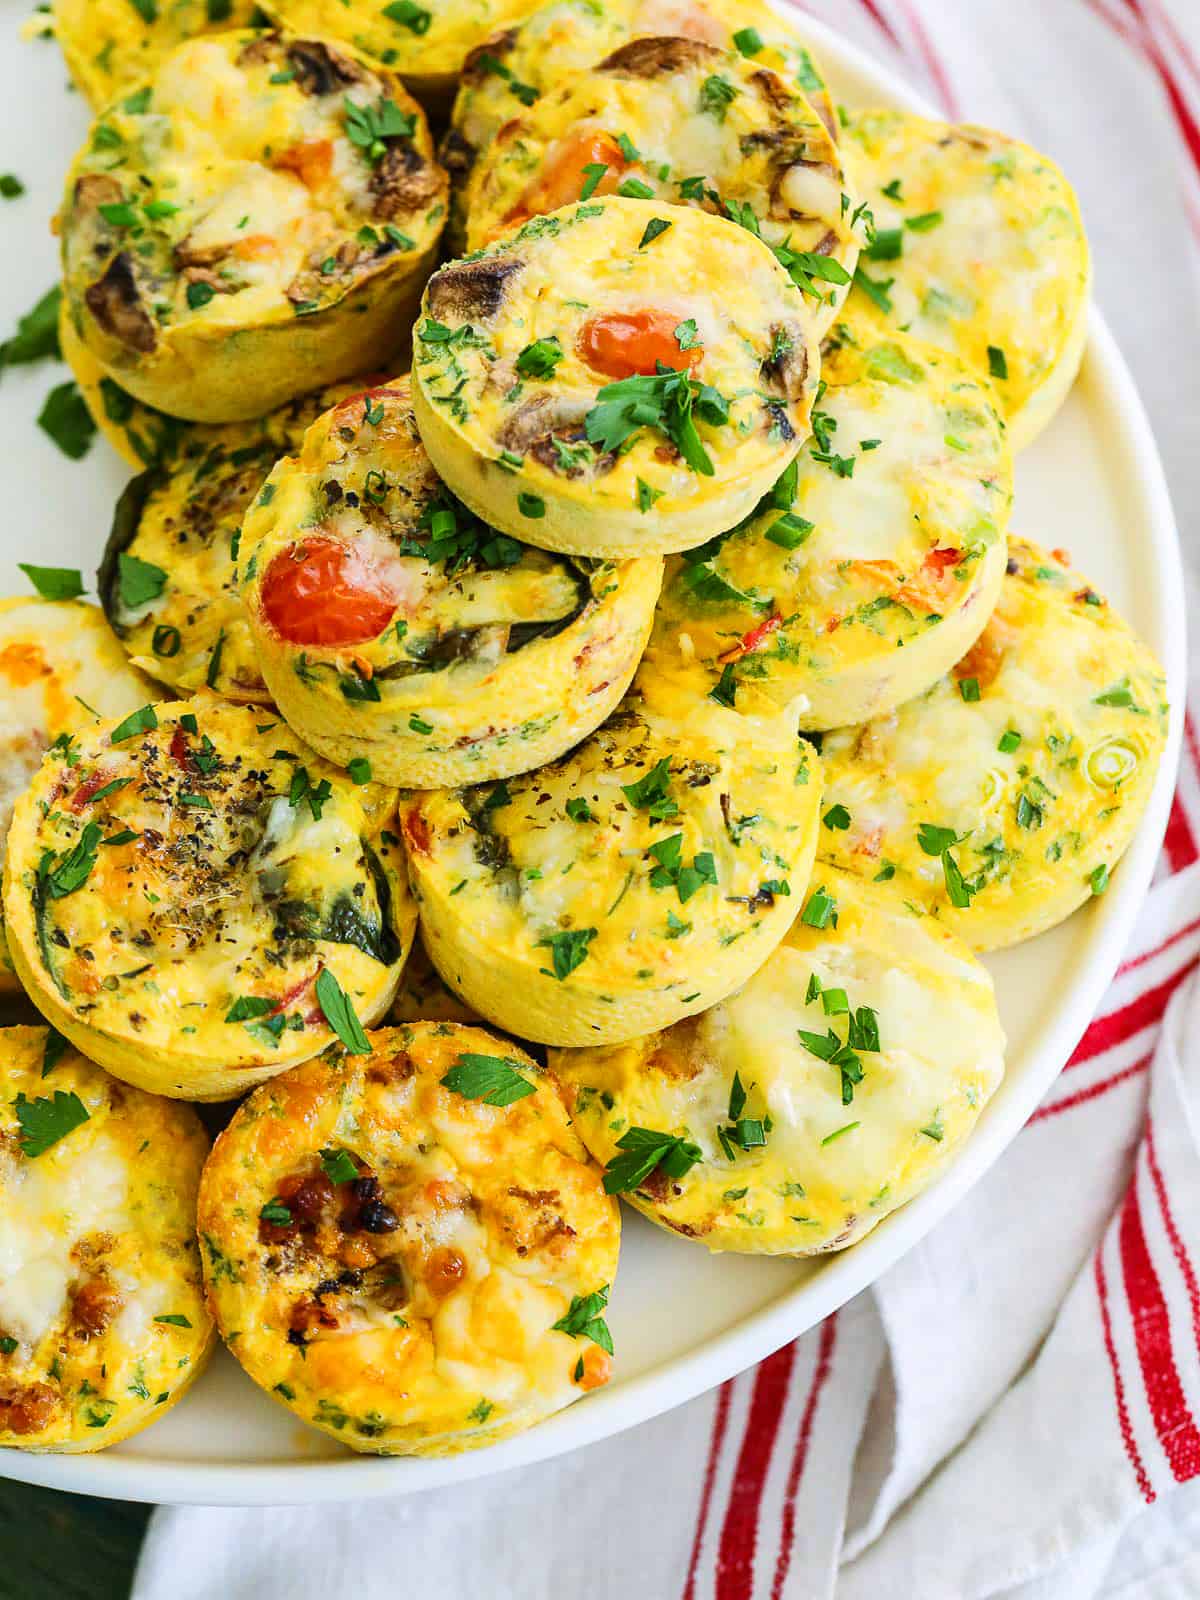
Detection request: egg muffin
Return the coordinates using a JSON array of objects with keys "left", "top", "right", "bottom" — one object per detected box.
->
[
  {"left": 197, "top": 1022, "right": 621, "bottom": 1455},
  {"left": 0, "top": 600, "right": 154, "bottom": 995},
  {"left": 98, "top": 379, "right": 374, "bottom": 704},
  {"left": 0, "top": 1026, "right": 213, "bottom": 1451},
  {"left": 403, "top": 689, "right": 822, "bottom": 1046},
  {"left": 550, "top": 867, "right": 1004, "bottom": 1253},
  {"left": 844, "top": 110, "right": 1091, "bottom": 453},
  {"left": 239, "top": 380, "right": 662, "bottom": 787},
  {"left": 2, "top": 697, "right": 416, "bottom": 1100},
  {"left": 446, "top": 0, "right": 838, "bottom": 248},
  {"left": 464, "top": 39, "right": 861, "bottom": 338},
  {"left": 267, "top": 0, "right": 544, "bottom": 109},
  {"left": 641, "top": 314, "right": 1012, "bottom": 729},
  {"left": 412, "top": 198, "right": 818, "bottom": 559},
  {"left": 51, "top": 0, "right": 260, "bottom": 110},
  {"left": 818, "top": 538, "right": 1168, "bottom": 951},
  {"left": 60, "top": 31, "right": 447, "bottom": 424},
  {"left": 58, "top": 295, "right": 186, "bottom": 471}
]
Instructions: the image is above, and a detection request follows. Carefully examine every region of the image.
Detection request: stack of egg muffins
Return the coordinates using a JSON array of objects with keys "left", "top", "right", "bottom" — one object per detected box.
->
[{"left": 0, "top": 0, "right": 1166, "bottom": 1460}]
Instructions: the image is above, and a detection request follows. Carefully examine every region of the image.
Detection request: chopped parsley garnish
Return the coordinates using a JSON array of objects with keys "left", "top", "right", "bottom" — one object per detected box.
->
[
  {"left": 225, "top": 996, "right": 276, "bottom": 1024},
  {"left": 38, "top": 821, "right": 102, "bottom": 898},
  {"left": 674, "top": 318, "right": 701, "bottom": 350},
  {"left": 538, "top": 927, "right": 597, "bottom": 980},
  {"left": 853, "top": 265, "right": 894, "bottom": 314},
  {"left": 1, "top": 284, "right": 61, "bottom": 371},
  {"left": 822, "top": 804, "right": 851, "bottom": 831},
  {"left": 1090, "top": 863, "right": 1110, "bottom": 896},
  {"left": 19, "top": 563, "right": 84, "bottom": 601},
  {"left": 865, "top": 228, "right": 903, "bottom": 261},
  {"left": 552, "top": 1286, "right": 613, "bottom": 1353},
  {"left": 987, "top": 345, "right": 1009, "bottom": 381},
  {"left": 733, "top": 25, "right": 763, "bottom": 54},
  {"left": 259, "top": 1199, "right": 292, "bottom": 1226},
  {"left": 186, "top": 281, "right": 215, "bottom": 311},
  {"left": 12, "top": 1090, "right": 89, "bottom": 1157},
  {"left": 637, "top": 478, "right": 664, "bottom": 512},
  {"left": 773, "top": 243, "right": 851, "bottom": 301},
  {"left": 602, "top": 1126, "right": 702, "bottom": 1193},
  {"left": 515, "top": 337, "right": 563, "bottom": 379},
  {"left": 638, "top": 217, "right": 671, "bottom": 248},
  {"left": 118, "top": 551, "right": 167, "bottom": 609},
  {"left": 41, "top": 1028, "right": 68, "bottom": 1078},
  {"left": 0, "top": 174, "right": 24, "bottom": 199},
  {"left": 347, "top": 758, "right": 372, "bottom": 784},
  {"left": 699, "top": 74, "right": 738, "bottom": 121},
  {"left": 717, "top": 1071, "right": 768, "bottom": 1156},
  {"left": 906, "top": 210, "right": 943, "bottom": 232},
  {"left": 617, "top": 177, "right": 654, "bottom": 200},
  {"left": 585, "top": 366, "right": 729, "bottom": 476},
  {"left": 1016, "top": 792, "right": 1044, "bottom": 830},
  {"left": 153, "top": 1313, "right": 192, "bottom": 1328},
  {"left": 37, "top": 382, "right": 96, "bottom": 460},
  {"left": 517, "top": 491, "right": 545, "bottom": 518},
  {"left": 566, "top": 797, "right": 593, "bottom": 822},
  {"left": 440, "top": 1052, "right": 536, "bottom": 1107},
  {"left": 408, "top": 713, "right": 433, "bottom": 735},
  {"left": 382, "top": 0, "right": 432, "bottom": 31},
  {"left": 998, "top": 730, "right": 1021, "bottom": 753},
  {"left": 917, "top": 822, "right": 960, "bottom": 856},
  {"left": 1094, "top": 680, "right": 1137, "bottom": 708},
  {"left": 648, "top": 833, "right": 717, "bottom": 903},
  {"left": 620, "top": 756, "right": 677, "bottom": 820},
  {"left": 709, "top": 663, "right": 738, "bottom": 707},
  {"left": 315, "top": 969, "right": 371, "bottom": 1054},
  {"left": 343, "top": 95, "right": 416, "bottom": 163},
  {"left": 579, "top": 162, "right": 608, "bottom": 201}
]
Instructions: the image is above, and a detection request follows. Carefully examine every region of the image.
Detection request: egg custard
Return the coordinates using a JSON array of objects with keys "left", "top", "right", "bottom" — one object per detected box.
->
[
  {"left": 403, "top": 688, "right": 822, "bottom": 1046},
  {"left": 641, "top": 314, "right": 1012, "bottom": 729},
  {"left": 240, "top": 379, "right": 661, "bottom": 787},
  {"left": 818, "top": 538, "right": 1168, "bottom": 951},
  {"left": 464, "top": 40, "right": 860, "bottom": 337},
  {"left": 60, "top": 32, "right": 447, "bottom": 423},
  {"left": 551, "top": 867, "right": 1004, "bottom": 1253},
  {"left": 267, "top": 0, "right": 545, "bottom": 109},
  {"left": 412, "top": 198, "right": 818, "bottom": 559},
  {"left": 844, "top": 110, "right": 1091, "bottom": 454},
  {"left": 51, "top": 0, "right": 260, "bottom": 110},
  {"left": 2, "top": 697, "right": 416, "bottom": 1100},
  {"left": 99, "top": 379, "right": 372, "bottom": 704},
  {"left": 198, "top": 1022, "right": 621, "bottom": 1455},
  {"left": 0, "top": 1026, "right": 213, "bottom": 1451},
  {"left": 446, "top": 0, "right": 839, "bottom": 247},
  {"left": 0, "top": 600, "right": 154, "bottom": 994}
]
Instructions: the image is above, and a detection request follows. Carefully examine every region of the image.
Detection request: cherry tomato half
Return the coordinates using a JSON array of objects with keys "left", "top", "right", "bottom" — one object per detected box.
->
[
  {"left": 260, "top": 537, "right": 397, "bottom": 648},
  {"left": 577, "top": 308, "right": 704, "bottom": 380}
]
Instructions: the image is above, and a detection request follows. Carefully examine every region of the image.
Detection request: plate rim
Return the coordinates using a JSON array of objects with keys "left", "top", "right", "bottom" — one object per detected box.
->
[{"left": 0, "top": 7, "right": 1187, "bottom": 1506}]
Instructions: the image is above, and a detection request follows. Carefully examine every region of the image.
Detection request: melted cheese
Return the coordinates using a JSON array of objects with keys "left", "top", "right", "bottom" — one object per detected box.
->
[
  {"left": 197, "top": 1022, "right": 620, "bottom": 1456},
  {"left": 551, "top": 866, "right": 1005, "bottom": 1254}
]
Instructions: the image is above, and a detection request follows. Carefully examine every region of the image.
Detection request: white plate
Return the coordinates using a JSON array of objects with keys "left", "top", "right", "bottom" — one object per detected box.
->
[{"left": 0, "top": 7, "right": 1185, "bottom": 1507}]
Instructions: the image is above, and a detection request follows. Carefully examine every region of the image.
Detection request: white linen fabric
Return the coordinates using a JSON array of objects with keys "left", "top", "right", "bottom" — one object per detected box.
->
[{"left": 133, "top": 3, "right": 1200, "bottom": 1597}]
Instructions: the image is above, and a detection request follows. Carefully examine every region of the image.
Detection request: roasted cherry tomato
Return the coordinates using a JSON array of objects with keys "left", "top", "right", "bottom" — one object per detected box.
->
[
  {"left": 577, "top": 308, "right": 704, "bottom": 380},
  {"left": 261, "top": 537, "right": 396, "bottom": 648}
]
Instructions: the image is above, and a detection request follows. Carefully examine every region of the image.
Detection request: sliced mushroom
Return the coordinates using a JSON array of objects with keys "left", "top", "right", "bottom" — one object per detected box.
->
[
  {"left": 597, "top": 35, "right": 721, "bottom": 78},
  {"left": 286, "top": 39, "right": 364, "bottom": 97},
  {"left": 759, "top": 322, "right": 809, "bottom": 401},
  {"left": 498, "top": 395, "right": 616, "bottom": 478},
  {"left": 461, "top": 27, "right": 518, "bottom": 87},
  {"left": 438, "top": 128, "right": 476, "bottom": 180},
  {"left": 426, "top": 255, "right": 523, "bottom": 322},
  {"left": 84, "top": 253, "right": 158, "bottom": 354},
  {"left": 748, "top": 66, "right": 797, "bottom": 116},
  {"left": 370, "top": 143, "right": 444, "bottom": 222},
  {"left": 73, "top": 173, "right": 124, "bottom": 217}
]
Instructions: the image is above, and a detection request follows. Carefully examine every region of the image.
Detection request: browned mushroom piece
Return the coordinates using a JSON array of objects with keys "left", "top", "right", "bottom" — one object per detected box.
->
[
  {"left": 596, "top": 34, "right": 721, "bottom": 77},
  {"left": 426, "top": 254, "right": 524, "bottom": 322},
  {"left": 84, "top": 254, "right": 158, "bottom": 354}
]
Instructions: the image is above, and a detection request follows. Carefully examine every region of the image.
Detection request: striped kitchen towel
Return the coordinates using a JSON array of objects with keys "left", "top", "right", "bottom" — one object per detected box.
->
[{"left": 133, "top": 3, "right": 1200, "bottom": 1597}]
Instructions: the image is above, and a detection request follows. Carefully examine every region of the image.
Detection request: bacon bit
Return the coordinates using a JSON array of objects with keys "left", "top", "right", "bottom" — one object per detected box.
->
[
  {"left": 924, "top": 546, "right": 963, "bottom": 573},
  {"left": 69, "top": 769, "right": 119, "bottom": 811},
  {"left": 0, "top": 1383, "right": 58, "bottom": 1435},
  {"left": 425, "top": 1247, "right": 466, "bottom": 1298},
  {"left": 289, "top": 1296, "right": 341, "bottom": 1336},
  {"left": 574, "top": 1344, "right": 612, "bottom": 1390},
  {"left": 892, "top": 547, "right": 965, "bottom": 613},
  {"left": 281, "top": 1172, "right": 335, "bottom": 1221},
  {"left": 230, "top": 233, "right": 278, "bottom": 261},
  {"left": 401, "top": 809, "right": 432, "bottom": 857},
  {"left": 273, "top": 138, "right": 334, "bottom": 189},
  {"left": 70, "top": 1276, "right": 123, "bottom": 1337},
  {"left": 169, "top": 725, "right": 196, "bottom": 774},
  {"left": 718, "top": 610, "right": 782, "bottom": 665}
]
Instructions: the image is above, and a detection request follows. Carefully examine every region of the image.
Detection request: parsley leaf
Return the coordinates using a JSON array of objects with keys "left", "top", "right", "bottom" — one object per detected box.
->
[
  {"left": 440, "top": 1052, "right": 536, "bottom": 1106},
  {"left": 538, "top": 927, "right": 597, "bottom": 980},
  {"left": 584, "top": 366, "right": 728, "bottom": 476},
  {"left": 315, "top": 969, "right": 371, "bottom": 1054},
  {"left": 0, "top": 284, "right": 61, "bottom": 371},
  {"left": 620, "top": 756, "right": 677, "bottom": 820},
  {"left": 13, "top": 1090, "right": 89, "bottom": 1157},
  {"left": 37, "top": 381, "right": 96, "bottom": 460},
  {"left": 320, "top": 1147, "right": 359, "bottom": 1184},
  {"left": 343, "top": 95, "right": 416, "bottom": 163},
  {"left": 118, "top": 551, "right": 167, "bottom": 610},
  {"left": 602, "top": 1126, "right": 702, "bottom": 1193},
  {"left": 552, "top": 1285, "right": 614, "bottom": 1354},
  {"left": 38, "top": 821, "right": 102, "bottom": 898},
  {"left": 19, "top": 563, "right": 83, "bottom": 601}
]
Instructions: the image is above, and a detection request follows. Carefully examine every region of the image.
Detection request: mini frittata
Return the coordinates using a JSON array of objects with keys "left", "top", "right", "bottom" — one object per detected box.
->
[
  {"left": 60, "top": 31, "right": 447, "bottom": 423},
  {"left": 2, "top": 697, "right": 416, "bottom": 1100},
  {"left": 818, "top": 538, "right": 1168, "bottom": 950},
  {"left": 403, "top": 689, "right": 822, "bottom": 1046},
  {"left": 412, "top": 198, "right": 818, "bottom": 558},
  {"left": 0, "top": 1027, "right": 213, "bottom": 1451},
  {"left": 268, "top": 0, "right": 545, "bottom": 107},
  {"left": 0, "top": 599, "right": 154, "bottom": 994},
  {"left": 641, "top": 314, "right": 1012, "bottom": 728},
  {"left": 464, "top": 39, "right": 861, "bottom": 337},
  {"left": 239, "top": 379, "right": 662, "bottom": 786},
  {"left": 445, "top": 0, "right": 838, "bottom": 248},
  {"left": 844, "top": 110, "right": 1091, "bottom": 453},
  {"left": 197, "top": 1022, "right": 621, "bottom": 1455},
  {"left": 98, "top": 378, "right": 374, "bottom": 703},
  {"left": 550, "top": 867, "right": 1004, "bottom": 1253},
  {"left": 51, "top": 0, "right": 260, "bottom": 110}
]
